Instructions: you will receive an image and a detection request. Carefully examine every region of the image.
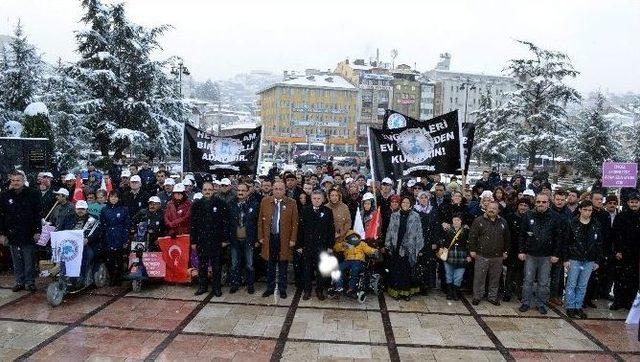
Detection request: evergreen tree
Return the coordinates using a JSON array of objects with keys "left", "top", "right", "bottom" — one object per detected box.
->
[
  {"left": 0, "top": 21, "right": 42, "bottom": 132},
  {"left": 498, "top": 40, "right": 581, "bottom": 170},
  {"left": 471, "top": 88, "right": 511, "bottom": 166},
  {"left": 573, "top": 92, "right": 622, "bottom": 178},
  {"left": 195, "top": 79, "right": 220, "bottom": 102},
  {"left": 22, "top": 103, "right": 54, "bottom": 143}
]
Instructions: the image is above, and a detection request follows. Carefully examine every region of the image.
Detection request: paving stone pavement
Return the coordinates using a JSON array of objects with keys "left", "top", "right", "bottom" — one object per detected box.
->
[{"left": 0, "top": 277, "right": 636, "bottom": 361}]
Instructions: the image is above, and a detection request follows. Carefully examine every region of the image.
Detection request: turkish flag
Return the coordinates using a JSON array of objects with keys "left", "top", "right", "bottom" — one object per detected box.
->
[
  {"left": 100, "top": 176, "right": 113, "bottom": 196},
  {"left": 365, "top": 207, "right": 381, "bottom": 240},
  {"left": 158, "top": 235, "right": 191, "bottom": 283},
  {"left": 73, "top": 175, "right": 85, "bottom": 202}
]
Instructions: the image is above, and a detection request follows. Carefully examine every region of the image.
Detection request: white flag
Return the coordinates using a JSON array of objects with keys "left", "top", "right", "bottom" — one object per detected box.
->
[
  {"left": 51, "top": 230, "right": 85, "bottom": 277},
  {"left": 353, "top": 207, "right": 365, "bottom": 238}
]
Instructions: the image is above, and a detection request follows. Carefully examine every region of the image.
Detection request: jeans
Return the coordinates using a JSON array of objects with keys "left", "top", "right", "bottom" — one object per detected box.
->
[
  {"left": 10, "top": 244, "right": 35, "bottom": 286},
  {"left": 564, "top": 260, "right": 595, "bottom": 309},
  {"left": 472, "top": 255, "right": 503, "bottom": 300},
  {"left": 444, "top": 262, "right": 465, "bottom": 287},
  {"left": 230, "top": 240, "right": 254, "bottom": 288},
  {"left": 522, "top": 255, "right": 552, "bottom": 308},
  {"left": 335, "top": 260, "right": 363, "bottom": 291},
  {"left": 266, "top": 233, "right": 288, "bottom": 292}
]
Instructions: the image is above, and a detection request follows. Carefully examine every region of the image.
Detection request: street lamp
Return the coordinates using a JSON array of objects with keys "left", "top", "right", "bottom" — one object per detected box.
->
[
  {"left": 171, "top": 61, "right": 190, "bottom": 98},
  {"left": 459, "top": 80, "right": 476, "bottom": 123}
]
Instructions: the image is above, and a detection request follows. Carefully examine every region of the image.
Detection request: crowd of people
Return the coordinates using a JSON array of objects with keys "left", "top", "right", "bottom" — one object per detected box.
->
[{"left": 0, "top": 161, "right": 638, "bottom": 319}]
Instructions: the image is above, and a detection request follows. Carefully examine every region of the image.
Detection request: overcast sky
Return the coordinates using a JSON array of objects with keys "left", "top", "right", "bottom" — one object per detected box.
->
[{"left": 1, "top": 0, "right": 638, "bottom": 94}]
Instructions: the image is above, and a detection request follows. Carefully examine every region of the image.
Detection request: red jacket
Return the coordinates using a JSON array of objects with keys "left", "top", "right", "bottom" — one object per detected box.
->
[{"left": 164, "top": 199, "right": 192, "bottom": 236}]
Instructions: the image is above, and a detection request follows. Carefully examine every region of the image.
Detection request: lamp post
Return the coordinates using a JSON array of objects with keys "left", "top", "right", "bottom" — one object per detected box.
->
[
  {"left": 171, "top": 61, "right": 190, "bottom": 98},
  {"left": 459, "top": 80, "right": 476, "bottom": 123}
]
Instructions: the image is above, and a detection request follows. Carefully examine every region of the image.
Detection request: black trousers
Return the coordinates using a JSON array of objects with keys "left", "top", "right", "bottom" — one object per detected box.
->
[
  {"left": 301, "top": 253, "right": 328, "bottom": 293},
  {"left": 198, "top": 246, "right": 222, "bottom": 292}
]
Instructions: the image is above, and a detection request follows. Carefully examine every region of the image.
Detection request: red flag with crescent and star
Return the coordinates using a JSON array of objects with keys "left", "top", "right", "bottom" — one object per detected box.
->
[{"left": 158, "top": 235, "right": 191, "bottom": 283}]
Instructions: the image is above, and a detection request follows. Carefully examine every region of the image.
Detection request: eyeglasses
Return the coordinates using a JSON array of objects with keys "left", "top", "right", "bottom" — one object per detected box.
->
[{"left": 535, "top": 201, "right": 548, "bottom": 204}]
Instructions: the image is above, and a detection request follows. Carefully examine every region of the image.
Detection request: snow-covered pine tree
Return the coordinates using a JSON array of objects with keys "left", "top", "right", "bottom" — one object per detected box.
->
[
  {"left": 22, "top": 102, "right": 54, "bottom": 144},
  {"left": 572, "top": 92, "right": 622, "bottom": 178},
  {"left": 499, "top": 40, "right": 581, "bottom": 171},
  {"left": 0, "top": 20, "right": 42, "bottom": 133},
  {"left": 40, "top": 59, "right": 90, "bottom": 170},
  {"left": 471, "top": 87, "right": 512, "bottom": 166}
]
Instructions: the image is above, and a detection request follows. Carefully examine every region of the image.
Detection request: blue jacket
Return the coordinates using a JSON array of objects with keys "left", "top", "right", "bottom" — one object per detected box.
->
[
  {"left": 100, "top": 203, "right": 130, "bottom": 250},
  {"left": 228, "top": 196, "right": 259, "bottom": 247}
]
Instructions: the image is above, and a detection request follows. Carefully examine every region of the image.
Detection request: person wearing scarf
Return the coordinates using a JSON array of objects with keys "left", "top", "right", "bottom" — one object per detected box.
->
[
  {"left": 326, "top": 188, "right": 352, "bottom": 246},
  {"left": 384, "top": 196, "right": 424, "bottom": 300}
]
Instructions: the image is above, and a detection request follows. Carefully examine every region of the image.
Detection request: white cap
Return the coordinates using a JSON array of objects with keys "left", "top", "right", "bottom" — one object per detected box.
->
[
  {"left": 164, "top": 178, "right": 175, "bottom": 186},
  {"left": 170, "top": 174, "right": 180, "bottom": 179},
  {"left": 182, "top": 178, "right": 193, "bottom": 186},
  {"left": 220, "top": 178, "right": 231, "bottom": 186},
  {"left": 75, "top": 200, "right": 88, "bottom": 209},
  {"left": 362, "top": 192, "right": 375, "bottom": 201},
  {"left": 172, "top": 183, "right": 186, "bottom": 193},
  {"left": 184, "top": 174, "right": 195, "bottom": 181},
  {"left": 345, "top": 177, "right": 354, "bottom": 184},
  {"left": 130, "top": 175, "right": 141, "bottom": 183},
  {"left": 64, "top": 173, "right": 75, "bottom": 181},
  {"left": 407, "top": 179, "right": 417, "bottom": 188},
  {"left": 54, "top": 188, "right": 70, "bottom": 197},
  {"left": 39, "top": 172, "right": 54, "bottom": 178},
  {"left": 193, "top": 192, "right": 203, "bottom": 200},
  {"left": 148, "top": 196, "right": 161, "bottom": 203},
  {"left": 121, "top": 170, "right": 131, "bottom": 178},
  {"left": 523, "top": 189, "right": 536, "bottom": 197},
  {"left": 381, "top": 177, "right": 393, "bottom": 185},
  {"left": 480, "top": 190, "right": 495, "bottom": 200},
  {"left": 321, "top": 176, "right": 334, "bottom": 185}
]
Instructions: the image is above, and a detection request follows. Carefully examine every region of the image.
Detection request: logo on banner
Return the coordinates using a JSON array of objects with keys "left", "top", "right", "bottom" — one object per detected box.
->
[
  {"left": 397, "top": 128, "right": 435, "bottom": 164},
  {"left": 59, "top": 238, "right": 80, "bottom": 262},
  {"left": 387, "top": 113, "right": 407, "bottom": 130},
  {"left": 210, "top": 138, "right": 243, "bottom": 163}
]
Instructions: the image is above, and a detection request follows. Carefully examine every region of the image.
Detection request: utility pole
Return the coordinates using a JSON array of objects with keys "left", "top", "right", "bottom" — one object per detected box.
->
[
  {"left": 171, "top": 61, "right": 190, "bottom": 98},
  {"left": 459, "top": 79, "right": 476, "bottom": 123}
]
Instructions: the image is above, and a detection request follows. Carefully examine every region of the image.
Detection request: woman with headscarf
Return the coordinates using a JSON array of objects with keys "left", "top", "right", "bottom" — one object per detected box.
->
[
  {"left": 413, "top": 191, "right": 441, "bottom": 293},
  {"left": 326, "top": 188, "right": 352, "bottom": 245},
  {"left": 384, "top": 195, "right": 425, "bottom": 300}
]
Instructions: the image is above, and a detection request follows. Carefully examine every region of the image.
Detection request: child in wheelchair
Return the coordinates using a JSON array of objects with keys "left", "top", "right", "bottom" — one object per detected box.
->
[{"left": 329, "top": 230, "right": 380, "bottom": 301}]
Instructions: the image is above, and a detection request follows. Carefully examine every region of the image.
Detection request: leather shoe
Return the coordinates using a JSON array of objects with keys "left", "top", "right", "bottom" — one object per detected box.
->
[
  {"left": 576, "top": 309, "right": 588, "bottom": 319},
  {"left": 279, "top": 291, "right": 287, "bottom": 299},
  {"left": 471, "top": 299, "right": 480, "bottom": 306},
  {"left": 519, "top": 304, "right": 530, "bottom": 313},
  {"left": 247, "top": 286, "right": 255, "bottom": 294},
  {"left": 538, "top": 305, "right": 548, "bottom": 315},
  {"left": 12, "top": 284, "right": 24, "bottom": 292},
  {"left": 488, "top": 299, "right": 501, "bottom": 306},
  {"left": 316, "top": 290, "right": 326, "bottom": 301},
  {"left": 229, "top": 286, "right": 239, "bottom": 294},
  {"left": 302, "top": 291, "right": 311, "bottom": 300},
  {"left": 262, "top": 289, "right": 274, "bottom": 298},
  {"left": 566, "top": 309, "right": 577, "bottom": 318},
  {"left": 584, "top": 300, "right": 597, "bottom": 309},
  {"left": 194, "top": 287, "right": 208, "bottom": 296},
  {"left": 213, "top": 290, "right": 222, "bottom": 297}
]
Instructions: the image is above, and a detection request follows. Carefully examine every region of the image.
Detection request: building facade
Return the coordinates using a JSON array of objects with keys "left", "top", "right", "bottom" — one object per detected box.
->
[
  {"left": 419, "top": 80, "right": 435, "bottom": 120},
  {"left": 390, "top": 65, "right": 421, "bottom": 120},
  {"left": 257, "top": 74, "right": 359, "bottom": 154}
]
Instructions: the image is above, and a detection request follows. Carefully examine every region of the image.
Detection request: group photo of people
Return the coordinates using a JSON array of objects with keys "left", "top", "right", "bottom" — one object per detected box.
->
[{"left": 1, "top": 160, "right": 638, "bottom": 321}]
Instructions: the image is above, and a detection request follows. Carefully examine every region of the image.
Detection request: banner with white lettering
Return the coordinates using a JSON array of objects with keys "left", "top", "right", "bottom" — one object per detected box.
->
[
  {"left": 50, "top": 230, "right": 84, "bottom": 277},
  {"left": 369, "top": 111, "right": 463, "bottom": 179},
  {"left": 182, "top": 123, "right": 261, "bottom": 175}
]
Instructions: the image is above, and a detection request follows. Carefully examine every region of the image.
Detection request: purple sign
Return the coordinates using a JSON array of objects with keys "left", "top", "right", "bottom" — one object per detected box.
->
[{"left": 602, "top": 162, "right": 638, "bottom": 188}]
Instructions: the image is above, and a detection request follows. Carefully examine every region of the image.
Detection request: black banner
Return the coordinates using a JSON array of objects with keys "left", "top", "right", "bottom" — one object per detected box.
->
[
  {"left": 369, "top": 111, "right": 463, "bottom": 179},
  {"left": 182, "top": 123, "right": 261, "bottom": 175},
  {"left": 384, "top": 109, "right": 476, "bottom": 174}
]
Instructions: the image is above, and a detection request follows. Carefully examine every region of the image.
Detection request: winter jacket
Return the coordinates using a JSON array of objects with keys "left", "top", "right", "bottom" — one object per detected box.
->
[
  {"left": 297, "top": 205, "right": 335, "bottom": 258},
  {"left": 0, "top": 187, "right": 42, "bottom": 246},
  {"left": 122, "top": 189, "right": 150, "bottom": 218},
  {"left": 469, "top": 214, "right": 510, "bottom": 258},
  {"left": 334, "top": 239, "right": 377, "bottom": 262},
  {"left": 190, "top": 196, "right": 228, "bottom": 252},
  {"left": 157, "top": 191, "right": 172, "bottom": 209},
  {"left": 441, "top": 227, "right": 469, "bottom": 268},
  {"left": 228, "top": 197, "right": 259, "bottom": 247},
  {"left": 72, "top": 214, "right": 102, "bottom": 249},
  {"left": 87, "top": 202, "right": 106, "bottom": 219},
  {"left": 258, "top": 196, "right": 299, "bottom": 261},
  {"left": 51, "top": 202, "right": 76, "bottom": 231},
  {"left": 439, "top": 202, "right": 472, "bottom": 227},
  {"left": 137, "top": 168, "right": 156, "bottom": 188},
  {"left": 100, "top": 203, "right": 130, "bottom": 250},
  {"left": 326, "top": 200, "right": 351, "bottom": 244},
  {"left": 164, "top": 199, "right": 192, "bottom": 236},
  {"left": 132, "top": 208, "right": 165, "bottom": 246},
  {"left": 612, "top": 209, "right": 640, "bottom": 264},
  {"left": 217, "top": 190, "right": 236, "bottom": 208},
  {"left": 39, "top": 188, "right": 56, "bottom": 217},
  {"left": 518, "top": 209, "right": 563, "bottom": 257},
  {"left": 563, "top": 217, "right": 603, "bottom": 263},
  {"left": 415, "top": 205, "right": 441, "bottom": 255}
]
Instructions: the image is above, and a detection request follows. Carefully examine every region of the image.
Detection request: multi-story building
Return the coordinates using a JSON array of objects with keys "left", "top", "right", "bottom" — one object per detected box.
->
[
  {"left": 335, "top": 58, "right": 393, "bottom": 151},
  {"left": 419, "top": 79, "right": 435, "bottom": 120},
  {"left": 390, "top": 65, "right": 421, "bottom": 119},
  {"left": 426, "top": 54, "right": 516, "bottom": 123},
  {"left": 257, "top": 73, "right": 359, "bottom": 154}
]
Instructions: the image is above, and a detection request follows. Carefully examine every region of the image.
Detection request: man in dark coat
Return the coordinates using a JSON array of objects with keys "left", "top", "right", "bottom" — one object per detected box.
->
[
  {"left": 228, "top": 182, "right": 259, "bottom": 294},
  {"left": 297, "top": 190, "right": 335, "bottom": 300},
  {"left": 191, "top": 182, "right": 229, "bottom": 297},
  {"left": 610, "top": 193, "right": 640, "bottom": 310},
  {"left": 131, "top": 196, "right": 165, "bottom": 252},
  {"left": 548, "top": 190, "right": 571, "bottom": 306},
  {"left": 503, "top": 198, "right": 530, "bottom": 302},
  {"left": 122, "top": 175, "right": 150, "bottom": 218},
  {"left": 0, "top": 171, "right": 42, "bottom": 292}
]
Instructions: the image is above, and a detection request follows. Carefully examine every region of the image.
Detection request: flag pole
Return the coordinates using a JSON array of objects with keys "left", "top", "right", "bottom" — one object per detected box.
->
[
  {"left": 180, "top": 122, "right": 186, "bottom": 179},
  {"left": 366, "top": 126, "right": 378, "bottom": 198}
]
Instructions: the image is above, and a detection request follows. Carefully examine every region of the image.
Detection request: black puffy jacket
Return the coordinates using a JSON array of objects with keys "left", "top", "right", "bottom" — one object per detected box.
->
[
  {"left": 518, "top": 209, "right": 563, "bottom": 257},
  {"left": 0, "top": 187, "right": 41, "bottom": 246},
  {"left": 563, "top": 217, "right": 603, "bottom": 263}
]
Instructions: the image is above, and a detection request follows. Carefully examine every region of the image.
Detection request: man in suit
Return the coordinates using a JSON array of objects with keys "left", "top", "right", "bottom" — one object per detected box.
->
[{"left": 258, "top": 181, "right": 299, "bottom": 299}]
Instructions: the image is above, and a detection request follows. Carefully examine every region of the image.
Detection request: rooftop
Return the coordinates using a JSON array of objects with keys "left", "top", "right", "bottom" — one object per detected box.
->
[{"left": 257, "top": 74, "right": 357, "bottom": 94}]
